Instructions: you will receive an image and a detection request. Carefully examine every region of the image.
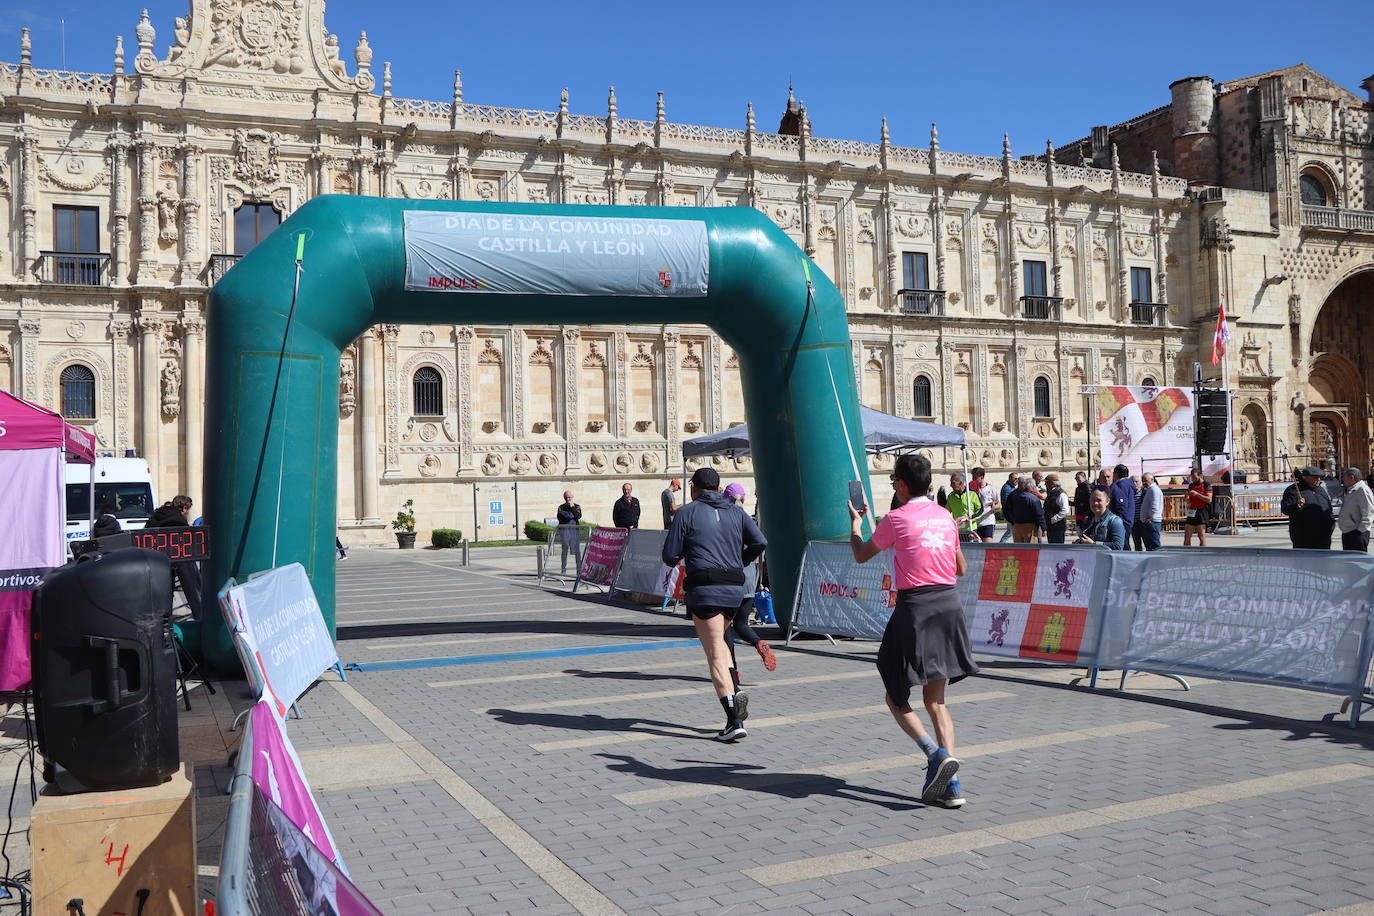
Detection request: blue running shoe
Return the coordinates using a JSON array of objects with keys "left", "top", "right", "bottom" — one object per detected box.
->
[
  {"left": 937, "top": 777, "right": 965, "bottom": 809},
  {"left": 921, "top": 749, "right": 960, "bottom": 803}
]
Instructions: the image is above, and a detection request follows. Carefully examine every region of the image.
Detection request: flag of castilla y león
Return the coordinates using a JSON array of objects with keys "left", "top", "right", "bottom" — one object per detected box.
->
[{"left": 1095, "top": 386, "right": 1227, "bottom": 476}]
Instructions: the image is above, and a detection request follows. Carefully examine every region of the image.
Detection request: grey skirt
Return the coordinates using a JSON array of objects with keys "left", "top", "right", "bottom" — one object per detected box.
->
[{"left": 877, "top": 584, "right": 979, "bottom": 708}]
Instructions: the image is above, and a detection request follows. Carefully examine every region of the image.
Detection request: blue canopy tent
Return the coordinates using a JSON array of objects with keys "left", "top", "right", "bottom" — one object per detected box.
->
[{"left": 682, "top": 406, "right": 966, "bottom": 459}]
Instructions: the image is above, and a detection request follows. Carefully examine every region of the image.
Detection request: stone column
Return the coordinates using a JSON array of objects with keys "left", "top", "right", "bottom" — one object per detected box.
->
[
  {"left": 17, "top": 128, "right": 38, "bottom": 276},
  {"left": 178, "top": 142, "right": 202, "bottom": 283},
  {"left": 136, "top": 310, "right": 161, "bottom": 467},
  {"left": 357, "top": 328, "right": 380, "bottom": 521},
  {"left": 108, "top": 134, "right": 131, "bottom": 285},
  {"left": 17, "top": 316, "right": 41, "bottom": 400},
  {"left": 134, "top": 137, "right": 159, "bottom": 284},
  {"left": 182, "top": 314, "right": 204, "bottom": 500}
]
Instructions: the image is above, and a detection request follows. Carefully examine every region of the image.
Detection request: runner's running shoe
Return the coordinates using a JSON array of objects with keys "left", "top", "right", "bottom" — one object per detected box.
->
[
  {"left": 735, "top": 691, "right": 749, "bottom": 722},
  {"left": 936, "top": 778, "right": 965, "bottom": 809},
  {"left": 714, "top": 722, "right": 747, "bottom": 742},
  {"left": 756, "top": 641, "right": 778, "bottom": 671},
  {"left": 921, "top": 749, "right": 960, "bottom": 803}
]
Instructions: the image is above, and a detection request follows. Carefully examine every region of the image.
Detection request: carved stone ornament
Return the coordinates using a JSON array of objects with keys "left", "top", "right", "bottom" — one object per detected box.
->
[
  {"left": 338, "top": 356, "right": 355, "bottom": 417},
  {"left": 136, "top": 0, "right": 365, "bottom": 90},
  {"left": 537, "top": 453, "right": 560, "bottom": 475},
  {"left": 161, "top": 361, "right": 182, "bottom": 419},
  {"left": 418, "top": 454, "right": 441, "bottom": 477},
  {"left": 234, "top": 129, "right": 281, "bottom": 190},
  {"left": 419, "top": 423, "right": 438, "bottom": 442},
  {"left": 481, "top": 453, "right": 504, "bottom": 476},
  {"left": 66, "top": 320, "right": 86, "bottom": 340},
  {"left": 587, "top": 452, "right": 608, "bottom": 474},
  {"left": 510, "top": 453, "right": 532, "bottom": 475},
  {"left": 614, "top": 453, "right": 633, "bottom": 473},
  {"left": 640, "top": 452, "right": 660, "bottom": 473}
]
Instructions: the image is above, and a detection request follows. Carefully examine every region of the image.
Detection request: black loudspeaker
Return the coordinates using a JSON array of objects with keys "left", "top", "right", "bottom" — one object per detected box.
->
[
  {"left": 32, "top": 548, "right": 179, "bottom": 793},
  {"left": 1195, "top": 389, "right": 1229, "bottom": 454}
]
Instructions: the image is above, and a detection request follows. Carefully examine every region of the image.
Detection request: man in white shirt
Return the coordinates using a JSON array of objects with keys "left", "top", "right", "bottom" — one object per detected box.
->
[{"left": 1338, "top": 467, "right": 1374, "bottom": 553}]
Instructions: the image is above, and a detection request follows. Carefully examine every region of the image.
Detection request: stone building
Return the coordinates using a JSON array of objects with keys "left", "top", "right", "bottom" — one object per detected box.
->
[
  {"left": 1057, "top": 64, "right": 1374, "bottom": 475},
  {"left": 0, "top": 1, "right": 1368, "bottom": 541}
]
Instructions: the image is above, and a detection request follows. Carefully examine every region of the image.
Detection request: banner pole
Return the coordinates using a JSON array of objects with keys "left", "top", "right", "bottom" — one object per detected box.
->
[
  {"left": 1223, "top": 327, "right": 1239, "bottom": 535},
  {"left": 270, "top": 233, "right": 307, "bottom": 568}
]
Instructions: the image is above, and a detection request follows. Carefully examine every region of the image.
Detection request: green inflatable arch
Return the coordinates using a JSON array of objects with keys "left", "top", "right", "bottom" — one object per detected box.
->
[{"left": 202, "top": 196, "right": 867, "bottom": 671}]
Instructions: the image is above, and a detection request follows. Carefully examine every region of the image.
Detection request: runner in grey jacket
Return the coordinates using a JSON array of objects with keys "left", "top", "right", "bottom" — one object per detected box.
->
[{"left": 662, "top": 467, "right": 767, "bottom": 741}]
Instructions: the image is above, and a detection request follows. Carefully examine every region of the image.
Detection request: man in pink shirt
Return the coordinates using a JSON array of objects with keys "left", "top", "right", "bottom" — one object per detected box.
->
[{"left": 849, "top": 454, "right": 979, "bottom": 809}]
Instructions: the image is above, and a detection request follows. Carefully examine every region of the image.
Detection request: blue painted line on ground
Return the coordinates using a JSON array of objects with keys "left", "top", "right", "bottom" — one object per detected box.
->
[{"left": 345, "top": 638, "right": 702, "bottom": 672}]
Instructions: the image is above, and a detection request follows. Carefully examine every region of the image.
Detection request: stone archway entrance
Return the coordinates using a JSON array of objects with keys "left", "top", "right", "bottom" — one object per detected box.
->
[{"left": 1308, "top": 269, "right": 1374, "bottom": 473}]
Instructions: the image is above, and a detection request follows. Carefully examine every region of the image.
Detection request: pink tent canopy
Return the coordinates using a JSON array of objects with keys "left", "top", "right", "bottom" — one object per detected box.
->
[{"left": 0, "top": 389, "right": 95, "bottom": 463}]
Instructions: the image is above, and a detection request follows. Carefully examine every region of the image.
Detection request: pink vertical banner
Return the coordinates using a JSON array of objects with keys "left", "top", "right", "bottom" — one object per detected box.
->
[
  {"left": 248, "top": 701, "right": 347, "bottom": 871},
  {"left": 0, "top": 447, "right": 64, "bottom": 690}
]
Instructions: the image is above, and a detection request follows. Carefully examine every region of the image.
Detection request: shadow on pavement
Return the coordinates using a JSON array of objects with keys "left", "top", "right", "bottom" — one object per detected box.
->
[
  {"left": 337, "top": 618, "right": 692, "bottom": 642},
  {"left": 485, "top": 708, "right": 714, "bottom": 741},
  {"left": 597, "top": 753, "right": 923, "bottom": 810},
  {"left": 562, "top": 667, "right": 710, "bottom": 684}
]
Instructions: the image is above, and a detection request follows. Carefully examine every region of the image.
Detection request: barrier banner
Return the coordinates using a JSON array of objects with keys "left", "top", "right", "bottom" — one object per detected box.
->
[
  {"left": 611, "top": 529, "right": 681, "bottom": 598},
  {"left": 222, "top": 563, "right": 340, "bottom": 718},
  {"left": 792, "top": 541, "right": 896, "bottom": 639},
  {"left": 958, "top": 544, "right": 1107, "bottom": 665},
  {"left": 1097, "top": 550, "right": 1374, "bottom": 694},
  {"left": 1095, "top": 386, "right": 1227, "bottom": 476},
  {"left": 248, "top": 701, "right": 346, "bottom": 870},
  {"left": 575, "top": 526, "right": 629, "bottom": 591}
]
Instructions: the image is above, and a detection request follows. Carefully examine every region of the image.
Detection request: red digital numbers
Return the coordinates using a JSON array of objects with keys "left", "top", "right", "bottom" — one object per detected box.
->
[{"left": 133, "top": 526, "right": 210, "bottom": 561}]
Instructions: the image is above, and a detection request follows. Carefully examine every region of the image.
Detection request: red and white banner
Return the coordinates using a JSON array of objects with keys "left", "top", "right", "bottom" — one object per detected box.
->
[
  {"left": 575, "top": 526, "right": 629, "bottom": 590},
  {"left": 1095, "top": 385, "right": 1227, "bottom": 477},
  {"left": 1211, "top": 297, "right": 1231, "bottom": 366}
]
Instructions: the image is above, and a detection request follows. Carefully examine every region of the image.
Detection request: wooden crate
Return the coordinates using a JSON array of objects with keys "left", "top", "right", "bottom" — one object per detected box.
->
[{"left": 31, "top": 764, "right": 197, "bottom": 916}]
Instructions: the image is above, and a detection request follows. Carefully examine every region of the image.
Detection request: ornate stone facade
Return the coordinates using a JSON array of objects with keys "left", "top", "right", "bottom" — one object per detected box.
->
[{"left": 2, "top": 2, "right": 1370, "bottom": 538}]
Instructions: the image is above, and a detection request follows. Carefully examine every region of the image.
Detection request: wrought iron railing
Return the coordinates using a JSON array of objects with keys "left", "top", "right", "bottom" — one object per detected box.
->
[
  {"left": 897, "top": 289, "right": 946, "bottom": 316},
  {"left": 38, "top": 251, "right": 109, "bottom": 286},
  {"left": 208, "top": 253, "right": 243, "bottom": 285},
  {"left": 1020, "top": 295, "right": 1063, "bottom": 320},
  {"left": 1129, "top": 302, "right": 1169, "bottom": 327}
]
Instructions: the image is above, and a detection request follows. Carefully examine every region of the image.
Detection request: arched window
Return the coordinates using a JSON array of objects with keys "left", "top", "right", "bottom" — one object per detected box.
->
[
  {"left": 1299, "top": 172, "right": 1329, "bottom": 207},
  {"left": 1033, "top": 376, "right": 1052, "bottom": 418},
  {"left": 234, "top": 202, "right": 282, "bottom": 255},
  {"left": 912, "top": 375, "right": 933, "bottom": 418},
  {"left": 412, "top": 366, "right": 443, "bottom": 416},
  {"left": 61, "top": 364, "right": 96, "bottom": 419},
  {"left": 1141, "top": 376, "right": 1157, "bottom": 388}
]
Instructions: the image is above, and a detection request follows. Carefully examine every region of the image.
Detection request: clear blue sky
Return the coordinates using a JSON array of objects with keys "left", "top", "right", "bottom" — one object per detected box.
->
[{"left": 3, "top": 0, "right": 1369, "bottom": 157}]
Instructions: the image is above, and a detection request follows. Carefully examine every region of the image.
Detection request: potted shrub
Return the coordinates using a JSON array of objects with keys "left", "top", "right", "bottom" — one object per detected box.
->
[{"left": 392, "top": 498, "right": 417, "bottom": 549}]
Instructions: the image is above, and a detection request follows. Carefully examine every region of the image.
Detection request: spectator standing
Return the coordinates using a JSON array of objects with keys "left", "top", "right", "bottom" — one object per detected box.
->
[
  {"left": 943, "top": 472, "right": 983, "bottom": 543},
  {"left": 662, "top": 468, "right": 767, "bottom": 742},
  {"left": 1076, "top": 489, "right": 1126, "bottom": 550},
  {"left": 1108, "top": 464, "right": 1137, "bottom": 533},
  {"left": 612, "top": 482, "right": 641, "bottom": 529},
  {"left": 1139, "top": 473, "right": 1164, "bottom": 551},
  {"left": 146, "top": 495, "right": 203, "bottom": 619},
  {"left": 1093, "top": 469, "right": 1112, "bottom": 494},
  {"left": 970, "top": 467, "right": 998, "bottom": 542},
  {"left": 1183, "top": 468, "right": 1213, "bottom": 546},
  {"left": 1072, "top": 471, "right": 1091, "bottom": 532},
  {"left": 1130, "top": 475, "right": 1146, "bottom": 551},
  {"left": 1043, "top": 474, "right": 1070, "bottom": 544},
  {"left": 1004, "top": 476, "right": 1046, "bottom": 543},
  {"left": 1338, "top": 468, "right": 1373, "bottom": 553},
  {"left": 1031, "top": 470, "right": 1046, "bottom": 497},
  {"left": 848, "top": 454, "right": 978, "bottom": 809},
  {"left": 555, "top": 491, "right": 583, "bottom": 573},
  {"left": 1282, "top": 466, "right": 1335, "bottom": 550},
  {"left": 997, "top": 472, "right": 1019, "bottom": 542},
  {"left": 660, "top": 478, "right": 682, "bottom": 528}
]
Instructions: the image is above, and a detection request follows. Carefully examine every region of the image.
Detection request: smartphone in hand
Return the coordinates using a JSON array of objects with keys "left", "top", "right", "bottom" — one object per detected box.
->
[{"left": 848, "top": 480, "right": 868, "bottom": 516}]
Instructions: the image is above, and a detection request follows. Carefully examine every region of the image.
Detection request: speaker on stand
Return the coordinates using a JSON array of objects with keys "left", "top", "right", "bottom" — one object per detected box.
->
[
  {"left": 32, "top": 548, "right": 179, "bottom": 793},
  {"left": 1195, "top": 388, "right": 1230, "bottom": 456}
]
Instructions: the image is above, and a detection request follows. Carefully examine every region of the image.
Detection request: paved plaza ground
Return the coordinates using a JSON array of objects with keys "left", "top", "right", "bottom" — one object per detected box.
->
[{"left": 5, "top": 525, "right": 1374, "bottom": 915}]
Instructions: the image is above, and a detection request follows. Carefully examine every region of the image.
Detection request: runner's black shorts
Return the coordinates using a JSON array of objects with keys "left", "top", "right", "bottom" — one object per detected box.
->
[
  {"left": 687, "top": 605, "right": 738, "bottom": 621},
  {"left": 1186, "top": 509, "right": 1209, "bottom": 527}
]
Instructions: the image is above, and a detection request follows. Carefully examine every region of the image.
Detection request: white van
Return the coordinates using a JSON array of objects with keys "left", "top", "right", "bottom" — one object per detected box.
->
[{"left": 64, "top": 457, "right": 157, "bottom": 542}]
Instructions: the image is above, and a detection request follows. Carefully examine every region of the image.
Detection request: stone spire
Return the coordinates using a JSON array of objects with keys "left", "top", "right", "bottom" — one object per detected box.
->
[
  {"left": 114, "top": 35, "right": 125, "bottom": 75},
  {"left": 1002, "top": 133, "right": 1012, "bottom": 160},
  {"left": 778, "top": 82, "right": 803, "bottom": 136},
  {"left": 19, "top": 27, "right": 31, "bottom": 69},
  {"left": 929, "top": 122, "right": 939, "bottom": 153},
  {"left": 452, "top": 69, "right": 463, "bottom": 106}
]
